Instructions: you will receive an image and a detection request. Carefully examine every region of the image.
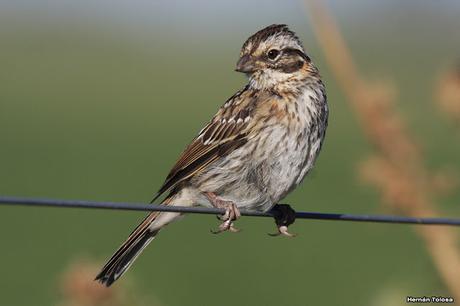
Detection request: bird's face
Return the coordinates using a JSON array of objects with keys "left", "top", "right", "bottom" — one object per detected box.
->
[{"left": 236, "top": 24, "right": 314, "bottom": 89}]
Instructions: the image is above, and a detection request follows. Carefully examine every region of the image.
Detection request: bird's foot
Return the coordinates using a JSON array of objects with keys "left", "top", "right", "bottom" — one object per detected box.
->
[
  {"left": 269, "top": 204, "right": 297, "bottom": 237},
  {"left": 204, "top": 192, "right": 241, "bottom": 234}
]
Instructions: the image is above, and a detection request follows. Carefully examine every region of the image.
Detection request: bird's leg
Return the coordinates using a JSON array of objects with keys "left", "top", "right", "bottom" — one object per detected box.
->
[
  {"left": 204, "top": 192, "right": 241, "bottom": 234},
  {"left": 269, "top": 204, "right": 297, "bottom": 237}
]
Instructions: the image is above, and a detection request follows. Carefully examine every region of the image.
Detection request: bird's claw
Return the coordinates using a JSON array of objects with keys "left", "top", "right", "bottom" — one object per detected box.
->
[
  {"left": 268, "top": 225, "right": 297, "bottom": 237},
  {"left": 211, "top": 220, "right": 241, "bottom": 234},
  {"left": 205, "top": 192, "right": 241, "bottom": 234},
  {"left": 269, "top": 204, "right": 297, "bottom": 237}
]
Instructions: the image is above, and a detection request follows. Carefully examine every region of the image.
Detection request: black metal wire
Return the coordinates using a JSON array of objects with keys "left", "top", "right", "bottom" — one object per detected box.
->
[{"left": 0, "top": 195, "right": 459, "bottom": 226}]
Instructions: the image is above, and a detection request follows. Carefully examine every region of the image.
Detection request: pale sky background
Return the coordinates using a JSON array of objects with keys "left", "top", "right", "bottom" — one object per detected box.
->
[{"left": 1, "top": 0, "right": 459, "bottom": 38}]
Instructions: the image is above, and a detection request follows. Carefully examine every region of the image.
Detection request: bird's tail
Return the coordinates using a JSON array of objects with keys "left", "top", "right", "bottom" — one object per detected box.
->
[{"left": 95, "top": 196, "right": 180, "bottom": 286}]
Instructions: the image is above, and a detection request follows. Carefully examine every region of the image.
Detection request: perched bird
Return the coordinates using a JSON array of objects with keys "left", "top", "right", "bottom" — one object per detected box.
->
[{"left": 96, "top": 24, "right": 328, "bottom": 286}]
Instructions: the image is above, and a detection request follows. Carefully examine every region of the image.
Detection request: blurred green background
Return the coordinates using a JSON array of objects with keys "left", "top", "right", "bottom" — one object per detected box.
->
[{"left": 1, "top": 1, "right": 460, "bottom": 305}]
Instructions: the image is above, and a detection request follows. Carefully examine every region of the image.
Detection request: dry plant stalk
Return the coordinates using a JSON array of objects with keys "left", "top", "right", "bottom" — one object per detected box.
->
[
  {"left": 57, "top": 259, "right": 157, "bottom": 306},
  {"left": 305, "top": 0, "right": 460, "bottom": 299},
  {"left": 435, "top": 66, "right": 460, "bottom": 124}
]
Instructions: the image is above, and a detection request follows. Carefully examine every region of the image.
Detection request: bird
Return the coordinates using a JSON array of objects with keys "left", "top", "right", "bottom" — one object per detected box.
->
[{"left": 95, "top": 24, "right": 328, "bottom": 286}]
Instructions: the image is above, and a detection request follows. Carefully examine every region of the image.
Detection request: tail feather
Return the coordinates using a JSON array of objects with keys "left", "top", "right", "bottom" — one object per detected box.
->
[
  {"left": 96, "top": 195, "right": 183, "bottom": 286},
  {"left": 95, "top": 212, "right": 159, "bottom": 287}
]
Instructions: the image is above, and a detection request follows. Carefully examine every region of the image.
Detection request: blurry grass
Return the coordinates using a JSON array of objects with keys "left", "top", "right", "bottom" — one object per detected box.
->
[
  {"left": 0, "top": 18, "right": 459, "bottom": 306},
  {"left": 56, "top": 259, "right": 159, "bottom": 306}
]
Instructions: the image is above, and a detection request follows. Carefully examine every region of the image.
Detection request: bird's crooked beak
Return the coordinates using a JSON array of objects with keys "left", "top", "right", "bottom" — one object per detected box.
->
[{"left": 235, "top": 55, "right": 255, "bottom": 73}]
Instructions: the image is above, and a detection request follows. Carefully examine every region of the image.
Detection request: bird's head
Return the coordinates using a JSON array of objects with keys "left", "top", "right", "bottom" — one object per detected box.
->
[{"left": 236, "top": 24, "right": 316, "bottom": 89}]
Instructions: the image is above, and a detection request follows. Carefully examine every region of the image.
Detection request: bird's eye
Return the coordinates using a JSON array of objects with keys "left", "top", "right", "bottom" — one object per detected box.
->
[{"left": 267, "top": 49, "right": 280, "bottom": 60}]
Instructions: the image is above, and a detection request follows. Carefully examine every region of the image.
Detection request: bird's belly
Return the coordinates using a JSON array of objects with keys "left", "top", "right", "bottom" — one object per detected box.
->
[
  {"left": 254, "top": 124, "right": 311, "bottom": 203},
  {"left": 193, "top": 123, "right": 314, "bottom": 212}
]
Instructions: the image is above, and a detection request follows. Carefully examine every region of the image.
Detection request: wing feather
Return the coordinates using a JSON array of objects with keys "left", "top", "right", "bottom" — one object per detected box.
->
[{"left": 152, "top": 87, "right": 256, "bottom": 201}]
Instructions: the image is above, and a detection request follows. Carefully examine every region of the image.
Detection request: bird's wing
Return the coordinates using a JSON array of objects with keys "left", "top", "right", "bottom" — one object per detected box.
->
[{"left": 151, "top": 86, "right": 258, "bottom": 202}]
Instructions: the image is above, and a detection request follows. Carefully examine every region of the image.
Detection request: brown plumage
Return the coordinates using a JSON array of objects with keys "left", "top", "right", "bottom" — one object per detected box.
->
[{"left": 96, "top": 24, "right": 328, "bottom": 286}]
